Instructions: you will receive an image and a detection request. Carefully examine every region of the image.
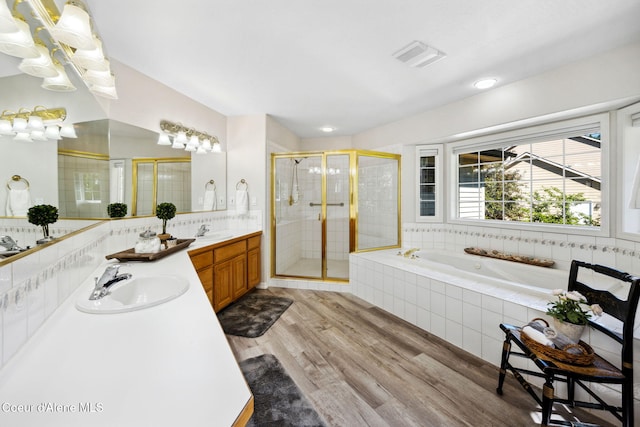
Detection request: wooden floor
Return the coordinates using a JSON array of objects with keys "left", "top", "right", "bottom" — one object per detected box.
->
[{"left": 226, "top": 288, "right": 614, "bottom": 427}]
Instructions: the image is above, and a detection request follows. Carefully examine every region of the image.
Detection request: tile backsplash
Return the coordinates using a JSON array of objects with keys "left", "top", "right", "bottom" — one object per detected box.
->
[
  {"left": 401, "top": 223, "right": 640, "bottom": 275},
  {"left": 0, "top": 210, "right": 261, "bottom": 370}
]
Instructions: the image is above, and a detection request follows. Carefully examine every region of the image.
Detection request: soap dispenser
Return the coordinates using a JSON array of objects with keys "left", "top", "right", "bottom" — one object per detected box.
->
[{"left": 134, "top": 229, "right": 161, "bottom": 253}]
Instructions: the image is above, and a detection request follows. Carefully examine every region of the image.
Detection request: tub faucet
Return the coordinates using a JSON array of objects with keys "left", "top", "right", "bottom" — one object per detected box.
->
[
  {"left": 89, "top": 265, "right": 132, "bottom": 300},
  {"left": 403, "top": 248, "right": 420, "bottom": 258},
  {"left": 195, "top": 224, "right": 210, "bottom": 237}
]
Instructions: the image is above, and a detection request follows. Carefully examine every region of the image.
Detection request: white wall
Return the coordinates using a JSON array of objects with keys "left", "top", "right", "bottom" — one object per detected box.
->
[
  {"left": 352, "top": 42, "right": 640, "bottom": 149},
  {"left": 266, "top": 116, "right": 301, "bottom": 151},
  {"left": 301, "top": 135, "right": 353, "bottom": 151},
  {"left": 227, "top": 114, "right": 267, "bottom": 215}
]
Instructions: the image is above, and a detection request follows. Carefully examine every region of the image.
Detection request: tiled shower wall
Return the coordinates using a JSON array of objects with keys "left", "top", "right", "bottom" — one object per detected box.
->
[{"left": 0, "top": 210, "right": 261, "bottom": 371}]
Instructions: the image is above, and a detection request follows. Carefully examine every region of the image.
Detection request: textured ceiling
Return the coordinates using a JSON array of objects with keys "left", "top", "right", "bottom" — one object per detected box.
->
[{"left": 79, "top": 1, "right": 640, "bottom": 137}]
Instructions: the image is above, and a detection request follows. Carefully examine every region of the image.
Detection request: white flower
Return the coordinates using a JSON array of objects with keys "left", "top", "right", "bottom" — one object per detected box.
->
[
  {"left": 591, "top": 304, "right": 604, "bottom": 316},
  {"left": 565, "top": 291, "right": 586, "bottom": 302},
  {"left": 552, "top": 289, "right": 564, "bottom": 296}
]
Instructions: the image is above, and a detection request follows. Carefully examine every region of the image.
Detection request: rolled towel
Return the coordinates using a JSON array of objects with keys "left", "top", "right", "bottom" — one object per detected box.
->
[
  {"left": 522, "top": 325, "right": 554, "bottom": 347},
  {"left": 524, "top": 320, "right": 582, "bottom": 354},
  {"left": 542, "top": 327, "right": 582, "bottom": 353}
]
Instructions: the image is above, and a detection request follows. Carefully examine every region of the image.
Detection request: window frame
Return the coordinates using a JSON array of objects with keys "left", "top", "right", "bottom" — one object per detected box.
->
[
  {"left": 416, "top": 144, "right": 444, "bottom": 222},
  {"left": 447, "top": 113, "right": 610, "bottom": 236}
]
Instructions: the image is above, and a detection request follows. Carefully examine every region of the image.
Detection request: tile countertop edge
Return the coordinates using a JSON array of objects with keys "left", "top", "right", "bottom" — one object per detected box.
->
[{"left": 0, "top": 231, "right": 259, "bottom": 427}]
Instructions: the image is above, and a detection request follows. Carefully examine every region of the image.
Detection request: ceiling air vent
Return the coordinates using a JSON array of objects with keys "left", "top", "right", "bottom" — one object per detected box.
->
[{"left": 393, "top": 40, "right": 446, "bottom": 68}]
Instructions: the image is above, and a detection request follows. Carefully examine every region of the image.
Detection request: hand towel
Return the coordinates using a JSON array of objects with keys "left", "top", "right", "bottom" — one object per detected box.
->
[
  {"left": 522, "top": 325, "right": 554, "bottom": 347},
  {"left": 236, "top": 189, "right": 249, "bottom": 215},
  {"left": 6, "top": 188, "right": 31, "bottom": 216},
  {"left": 203, "top": 188, "right": 217, "bottom": 211}
]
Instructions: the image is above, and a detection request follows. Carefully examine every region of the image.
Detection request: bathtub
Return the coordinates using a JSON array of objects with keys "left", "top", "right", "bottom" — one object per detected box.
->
[
  {"left": 414, "top": 249, "right": 567, "bottom": 293},
  {"left": 362, "top": 248, "right": 628, "bottom": 301}
]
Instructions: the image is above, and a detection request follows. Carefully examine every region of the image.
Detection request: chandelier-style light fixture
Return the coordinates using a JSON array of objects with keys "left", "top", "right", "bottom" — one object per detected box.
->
[
  {"left": 158, "top": 120, "right": 222, "bottom": 155},
  {"left": 0, "top": 106, "right": 77, "bottom": 141},
  {"left": 0, "top": 0, "right": 117, "bottom": 98}
]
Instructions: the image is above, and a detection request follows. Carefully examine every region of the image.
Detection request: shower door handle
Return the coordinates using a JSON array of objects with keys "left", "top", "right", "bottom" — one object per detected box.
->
[{"left": 318, "top": 213, "right": 321, "bottom": 221}]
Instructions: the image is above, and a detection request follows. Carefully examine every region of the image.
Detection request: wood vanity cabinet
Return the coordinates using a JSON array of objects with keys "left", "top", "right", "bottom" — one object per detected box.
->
[{"left": 189, "top": 232, "right": 261, "bottom": 312}]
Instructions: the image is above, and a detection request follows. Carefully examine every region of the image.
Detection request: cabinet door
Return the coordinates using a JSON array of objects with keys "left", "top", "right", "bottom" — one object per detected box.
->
[
  {"left": 231, "top": 254, "right": 247, "bottom": 299},
  {"left": 197, "top": 266, "right": 214, "bottom": 306},
  {"left": 247, "top": 247, "right": 260, "bottom": 289},
  {"left": 213, "top": 259, "right": 234, "bottom": 312}
]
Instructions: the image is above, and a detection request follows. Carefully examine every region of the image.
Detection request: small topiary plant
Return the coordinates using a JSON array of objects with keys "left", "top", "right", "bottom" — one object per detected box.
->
[
  {"left": 107, "top": 203, "right": 128, "bottom": 218},
  {"left": 27, "top": 204, "right": 58, "bottom": 241},
  {"left": 156, "top": 202, "right": 176, "bottom": 235}
]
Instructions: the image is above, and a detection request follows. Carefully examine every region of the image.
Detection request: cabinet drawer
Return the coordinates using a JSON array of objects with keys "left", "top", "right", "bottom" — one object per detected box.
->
[
  {"left": 190, "top": 251, "right": 213, "bottom": 270},
  {"left": 248, "top": 235, "right": 261, "bottom": 250},
  {"left": 213, "top": 241, "right": 246, "bottom": 263}
]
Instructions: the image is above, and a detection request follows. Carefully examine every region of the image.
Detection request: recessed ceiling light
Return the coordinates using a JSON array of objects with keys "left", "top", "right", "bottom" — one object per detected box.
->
[
  {"left": 320, "top": 126, "right": 335, "bottom": 133},
  {"left": 474, "top": 78, "right": 497, "bottom": 89}
]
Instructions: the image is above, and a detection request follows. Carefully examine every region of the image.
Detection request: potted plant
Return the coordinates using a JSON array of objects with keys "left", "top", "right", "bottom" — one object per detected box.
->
[
  {"left": 107, "top": 203, "right": 128, "bottom": 218},
  {"left": 156, "top": 202, "right": 176, "bottom": 241},
  {"left": 27, "top": 204, "right": 59, "bottom": 244},
  {"left": 546, "top": 289, "right": 603, "bottom": 343}
]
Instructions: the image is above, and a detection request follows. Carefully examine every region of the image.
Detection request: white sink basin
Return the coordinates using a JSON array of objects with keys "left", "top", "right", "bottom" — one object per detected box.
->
[
  {"left": 197, "top": 231, "right": 233, "bottom": 242},
  {"left": 76, "top": 275, "right": 189, "bottom": 314}
]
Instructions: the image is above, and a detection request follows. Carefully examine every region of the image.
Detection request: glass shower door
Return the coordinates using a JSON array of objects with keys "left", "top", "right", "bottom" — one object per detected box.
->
[
  {"left": 273, "top": 155, "right": 323, "bottom": 279},
  {"left": 325, "top": 153, "right": 350, "bottom": 280}
]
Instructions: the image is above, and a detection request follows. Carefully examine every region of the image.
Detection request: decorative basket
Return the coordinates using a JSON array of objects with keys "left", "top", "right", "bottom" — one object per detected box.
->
[{"left": 520, "top": 318, "right": 595, "bottom": 366}]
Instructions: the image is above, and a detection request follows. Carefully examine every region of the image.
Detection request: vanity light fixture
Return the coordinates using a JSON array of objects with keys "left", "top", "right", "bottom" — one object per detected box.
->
[
  {"left": 0, "top": 106, "right": 77, "bottom": 141},
  {"left": 18, "top": 43, "right": 57, "bottom": 77},
  {"left": 158, "top": 120, "right": 222, "bottom": 154},
  {"left": 0, "top": 0, "right": 117, "bottom": 98},
  {"left": 0, "top": 17, "right": 38, "bottom": 58},
  {"left": 49, "top": 1, "right": 95, "bottom": 50},
  {"left": 0, "top": 0, "right": 17, "bottom": 32}
]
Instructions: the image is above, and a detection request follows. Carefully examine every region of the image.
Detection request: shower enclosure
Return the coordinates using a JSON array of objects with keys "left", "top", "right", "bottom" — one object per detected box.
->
[{"left": 272, "top": 150, "right": 400, "bottom": 281}]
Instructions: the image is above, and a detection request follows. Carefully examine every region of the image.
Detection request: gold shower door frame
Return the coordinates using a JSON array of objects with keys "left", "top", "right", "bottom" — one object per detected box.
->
[{"left": 271, "top": 150, "right": 401, "bottom": 282}]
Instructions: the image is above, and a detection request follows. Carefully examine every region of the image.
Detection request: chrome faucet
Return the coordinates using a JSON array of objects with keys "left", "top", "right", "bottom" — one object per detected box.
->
[
  {"left": 195, "top": 224, "right": 210, "bottom": 237},
  {"left": 0, "top": 235, "right": 22, "bottom": 251},
  {"left": 89, "top": 264, "right": 132, "bottom": 300}
]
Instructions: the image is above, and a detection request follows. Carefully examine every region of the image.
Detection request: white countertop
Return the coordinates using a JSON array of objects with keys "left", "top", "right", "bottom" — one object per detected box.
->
[{"left": 0, "top": 231, "right": 258, "bottom": 427}]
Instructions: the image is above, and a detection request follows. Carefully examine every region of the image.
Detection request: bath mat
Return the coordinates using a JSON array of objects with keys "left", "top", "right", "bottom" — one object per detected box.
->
[
  {"left": 240, "top": 354, "right": 326, "bottom": 427},
  {"left": 217, "top": 292, "right": 293, "bottom": 338}
]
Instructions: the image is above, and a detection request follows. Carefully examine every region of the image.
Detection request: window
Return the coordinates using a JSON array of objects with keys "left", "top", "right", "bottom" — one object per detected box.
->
[
  {"left": 453, "top": 116, "right": 606, "bottom": 229},
  {"left": 416, "top": 144, "right": 443, "bottom": 222},
  {"left": 74, "top": 172, "right": 102, "bottom": 203}
]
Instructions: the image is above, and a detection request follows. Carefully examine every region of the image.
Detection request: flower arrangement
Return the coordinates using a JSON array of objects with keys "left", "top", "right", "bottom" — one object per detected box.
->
[{"left": 546, "top": 289, "right": 603, "bottom": 325}]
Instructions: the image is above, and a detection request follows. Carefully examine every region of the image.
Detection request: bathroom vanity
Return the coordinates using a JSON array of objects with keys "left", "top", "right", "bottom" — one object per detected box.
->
[
  {"left": 0, "top": 229, "right": 258, "bottom": 427},
  {"left": 189, "top": 231, "right": 262, "bottom": 312}
]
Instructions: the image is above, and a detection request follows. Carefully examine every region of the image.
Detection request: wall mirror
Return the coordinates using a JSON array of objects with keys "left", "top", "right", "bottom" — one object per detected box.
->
[{"left": 0, "top": 58, "right": 227, "bottom": 226}]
